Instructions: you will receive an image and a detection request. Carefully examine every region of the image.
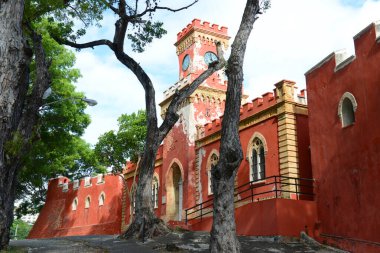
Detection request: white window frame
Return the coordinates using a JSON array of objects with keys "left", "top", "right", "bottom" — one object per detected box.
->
[
  {"left": 72, "top": 198, "right": 78, "bottom": 211},
  {"left": 62, "top": 183, "right": 69, "bottom": 192},
  {"left": 73, "top": 180, "right": 79, "bottom": 189},
  {"left": 99, "top": 192, "right": 105, "bottom": 206},
  {"left": 207, "top": 152, "right": 219, "bottom": 195},
  {"left": 247, "top": 133, "right": 267, "bottom": 183},
  {"left": 85, "top": 196, "right": 91, "bottom": 209},
  {"left": 338, "top": 92, "right": 357, "bottom": 127},
  {"left": 152, "top": 177, "right": 159, "bottom": 209}
]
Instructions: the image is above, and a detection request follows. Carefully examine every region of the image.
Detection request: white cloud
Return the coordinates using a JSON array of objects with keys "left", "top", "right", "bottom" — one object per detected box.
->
[
  {"left": 74, "top": 50, "right": 145, "bottom": 144},
  {"left": 72, "top": 0, "right": 380, "bottom": 144}
]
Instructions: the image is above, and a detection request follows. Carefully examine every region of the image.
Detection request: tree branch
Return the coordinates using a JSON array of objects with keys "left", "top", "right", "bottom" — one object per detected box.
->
[
  {"left": 53, "top": 36, "right": 115, "bottom": 50},
  {"left": 157, "top": 42, "right": 226, "bottom": 141},
  {"left": 99, "top": 0, "right": 119, "bottom": 15},
  {"left": 132, "top": 0, "right": 198, "bottom": 20},
  {"left": 68, "top": 5, "right": 88, "bottom": 26}
]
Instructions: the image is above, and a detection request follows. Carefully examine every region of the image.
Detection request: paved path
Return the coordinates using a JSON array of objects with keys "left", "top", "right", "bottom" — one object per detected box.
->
[{"left": 8, "top": 232, "right": 343, "bottom": 252}]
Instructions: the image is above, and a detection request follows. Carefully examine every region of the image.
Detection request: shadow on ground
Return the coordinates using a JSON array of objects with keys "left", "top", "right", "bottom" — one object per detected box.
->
[{"left": 6, "top": 231, "right": 343, "bottom": 253}]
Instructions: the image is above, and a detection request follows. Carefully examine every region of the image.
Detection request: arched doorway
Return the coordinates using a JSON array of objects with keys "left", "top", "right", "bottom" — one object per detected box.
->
[{"left": 166, "top": 162, "right": 183, "bottom": 221}]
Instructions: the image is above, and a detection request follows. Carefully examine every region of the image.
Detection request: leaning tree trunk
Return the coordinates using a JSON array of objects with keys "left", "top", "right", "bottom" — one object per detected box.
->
[
  {"left": 55, "top": 2, "right": 225, "bottom": 239},
  {"left": 121, "top": 46, "right": 226, "bottom": 240},
  {"left": 210, "top": 1, "right": 263, "bottom": 252},
  {"left": 0, "top": 1, "right": 51, "bottom": 247}
]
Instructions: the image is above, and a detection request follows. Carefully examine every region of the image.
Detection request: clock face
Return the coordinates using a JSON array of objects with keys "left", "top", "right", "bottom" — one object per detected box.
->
[
  {"left": 204, "top": 51, "right": 218, "bottom": 65},
  {"left": 182, "top": 54, "right": 190, "bottom": 71}
]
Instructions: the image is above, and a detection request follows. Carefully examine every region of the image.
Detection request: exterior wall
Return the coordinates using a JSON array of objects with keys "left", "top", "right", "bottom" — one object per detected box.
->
[
  {"left": 30, "top": 18, "right": 316, "bottom": 240},
  {"left": 28, "top": 175, "right": 124, "bottom": 238},
  {"left": 188, "top": 199, "right": 317, "bottom": 237},
  {"left": 306, "top": 22, "right": 380, "bottom": 253}
]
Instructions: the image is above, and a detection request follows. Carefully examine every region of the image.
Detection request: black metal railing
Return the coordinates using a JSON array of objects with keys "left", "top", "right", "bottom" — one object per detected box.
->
[{"left": 185, "top": 176, "right": 314, "bottom": 224}]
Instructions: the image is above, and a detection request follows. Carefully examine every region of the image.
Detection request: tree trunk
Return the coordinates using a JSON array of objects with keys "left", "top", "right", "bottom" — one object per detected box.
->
[
  {"left": 122, "top": 142, "right": 170, "bottom": 239},
  {"left": 0, "top": 0, "right": 29, "bottom": 249},
  {"left": 0, "top": 1, "right": 51, "bottom": 248},
  {"left": 210, "top": 1, "right": 263, "bottom": 252},
  {"left": 121, "top": 44, "right": 226, "bottom": 240},
  {"left": 56, "top": 4, "right": 225, "bottom": 239}
]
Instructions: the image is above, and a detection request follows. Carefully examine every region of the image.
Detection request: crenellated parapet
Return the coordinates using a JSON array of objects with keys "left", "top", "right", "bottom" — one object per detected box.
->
[
  {"left": 176, "top": 19, "right": 228, "bottom": 41},
  {"left": 196, "top": 80, "right": 307, "bottom": 142},
  {"left": 305, "top": 21, "right": 380, "bottom": 79},
  {"left": 50, "top": 174, "right": 109, "bottom": 192},
  {"left": 175, "top": 18, "right": 230, "bottom": 55}
]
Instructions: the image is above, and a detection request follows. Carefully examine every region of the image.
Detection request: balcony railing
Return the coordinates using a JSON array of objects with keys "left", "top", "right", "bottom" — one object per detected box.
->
[{"left": 185, "top": 175, "right": 314, "bottom": 224}]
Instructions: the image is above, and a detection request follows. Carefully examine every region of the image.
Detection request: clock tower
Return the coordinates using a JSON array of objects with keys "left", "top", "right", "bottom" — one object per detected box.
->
[
  {"left": 160, "top": 19, "right": 231, "bottom": 126},
  {"left": 158, "top": 19, "right": 232, "bottom": 216},
  {"left": 175, "top": 18, "right": 230, "bottom": 84}
]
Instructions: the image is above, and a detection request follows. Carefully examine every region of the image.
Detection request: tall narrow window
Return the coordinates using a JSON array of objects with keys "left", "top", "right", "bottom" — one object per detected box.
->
[
  {"left": 99, "top": 192, "right": 105, "bottom": 206},
  {"left": 130, "top": 185, "right": 136, "bottom": 215},
  {"left": 85, "top": 196, "right": 91, "bottom": 209},
  {"left": 152, "top": 177, "right": 159, "bottom": 209},
  {"left": 72, "top": 198, "right": 78, "bottom": 211},
  {"left": 342, "top": 98, "right": 355, "bottom": 126},
  {"left": 251, "top": 138, "right": 266, "bottom": 181},
  {"left": 208, "top": 153, "right": 219, "bottom": 195},
  {"left": 338, "top": 92, "right": 357, "bottom": 127}
]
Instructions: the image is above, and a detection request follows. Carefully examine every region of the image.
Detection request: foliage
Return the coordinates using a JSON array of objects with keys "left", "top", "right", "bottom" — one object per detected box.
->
[
  {"left": 10, "top": 220, "right": 32, "bottom": 240},
  {"left": 128, "top": 21, "right": 167, "bottom": 52},
  {"left": 95, "top": 110, "right": 147, "bottom": 172},
  {"left": 24, "top": 0, "right": 106, "bottom": 42},
  {"left": 15, "top": 19, "right": 105, "bottom": 217}
]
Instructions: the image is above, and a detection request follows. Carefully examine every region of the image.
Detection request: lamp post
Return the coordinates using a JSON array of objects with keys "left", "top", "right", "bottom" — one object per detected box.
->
[
  {"left": 38, "top": 97, "right": 97, "bottom": 111},
  {"left": 39, "top": 88, "right": 97, "bottom": 111}
]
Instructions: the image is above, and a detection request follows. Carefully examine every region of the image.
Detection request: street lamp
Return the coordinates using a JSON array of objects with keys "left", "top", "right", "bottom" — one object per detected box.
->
[
  {"left": 81, "top": 97, "right": 97, "bottom": 106},
  {"left": 39, "top": 88, "right": 97, "bottom": 111},
  {"left": 39, "top": 97, "right": 98, "bottom": 111}
]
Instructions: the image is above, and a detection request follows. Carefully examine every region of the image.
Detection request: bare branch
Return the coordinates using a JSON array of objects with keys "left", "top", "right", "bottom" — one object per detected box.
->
[
  {"left": 99, "top": 0, "right": 120, "bottom": 15},
  {"left": 132, "top": 0, "right": 198, "bottom": 19},
  {"left": 68, "top": 5, "right": 88, "bottom": 26},
  {"left": 53, "top": 36, "right": 115, "bottom": 50},
  {"left": 134, "top": 0, "right": 139, "bottom": 15}
]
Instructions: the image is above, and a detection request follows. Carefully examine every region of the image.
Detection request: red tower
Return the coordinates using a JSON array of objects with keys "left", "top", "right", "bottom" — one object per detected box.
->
[{"left": 175, "top": 18, "right": 229, "bottom": 82}]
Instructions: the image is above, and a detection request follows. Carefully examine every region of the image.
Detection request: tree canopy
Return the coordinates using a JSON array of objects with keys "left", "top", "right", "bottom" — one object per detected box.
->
[
  {"left": 0, "top": 0, "right": 109, "bottom": 248},
  {"left": 15, "top": 19, "right": 105, "bottom": 217},
  {"left": 95, "top": 110, "right": 147, "bottom": 172}
]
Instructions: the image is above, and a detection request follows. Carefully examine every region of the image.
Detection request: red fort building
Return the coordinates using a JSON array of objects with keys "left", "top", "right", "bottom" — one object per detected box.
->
[{"left": 29, "top": 19, "right": 380, "bottom": 253}]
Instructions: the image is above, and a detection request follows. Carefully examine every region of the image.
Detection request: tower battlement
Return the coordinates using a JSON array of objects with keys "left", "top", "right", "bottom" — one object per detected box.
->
[{"left": 176, "top": 18, "right": 228, "bottom": 42}]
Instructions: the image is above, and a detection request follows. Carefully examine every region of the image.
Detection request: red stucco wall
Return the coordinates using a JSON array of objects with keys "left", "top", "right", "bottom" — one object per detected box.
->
[
  {"left": 28, "top": 175, "right": 124, "bottom": 238},
  {"left": 199, "top": 115, "right": 279, "bottom": 204},
  {"left": 188, "top": 199, "right": 317, "bottom": 237},
  {"left": 306, "top": 22, "right": 380, "bottom": 252},
  {"left": 30, "top": 18, "right": 318, "bottom": 241}
]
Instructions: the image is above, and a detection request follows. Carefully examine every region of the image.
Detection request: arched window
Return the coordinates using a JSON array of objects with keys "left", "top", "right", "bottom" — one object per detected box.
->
[
  {"left": 250, "top": 138, "right": 266, "bottom": 181},
  {"left": 208, "top": 153, "right": 219, "bottom": 195},
  {"left": 72, "top": 198, "right": 78, "bottom": 211},
  {"left": 152, "top": 177, "right": 159, "bottom": 209},
  {"left": 99, "top": 192, "right": 105, "bottom": 206},
  {"left": 85, "top": 196, "right": 91, "bottom": 209},
  {"left": 338, "top": 92, "right": 357, "bottom": 127}
]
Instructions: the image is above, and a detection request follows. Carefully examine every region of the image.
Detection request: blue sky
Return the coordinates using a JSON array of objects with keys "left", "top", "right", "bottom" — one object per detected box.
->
[
  {"left": 341, "top": 0, "right": 366, "bottom": 7},
  {"left": 72, "top": 0, "right": 380, "bottom": 145}
]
